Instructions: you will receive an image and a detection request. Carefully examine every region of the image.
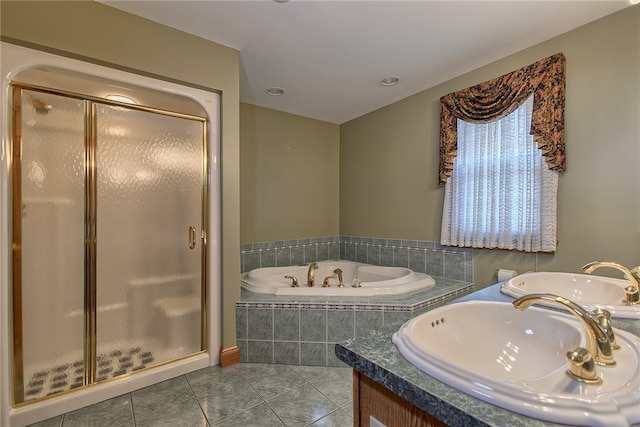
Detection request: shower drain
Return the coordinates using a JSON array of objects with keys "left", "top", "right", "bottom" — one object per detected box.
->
[{"left": 23, "top": 346, "right": 154, "bottom": 401}]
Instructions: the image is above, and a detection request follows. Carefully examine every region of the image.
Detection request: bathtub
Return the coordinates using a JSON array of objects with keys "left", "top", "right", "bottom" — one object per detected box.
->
[{"left": 241, "top": 261, "right": 435, "bottom": 296}]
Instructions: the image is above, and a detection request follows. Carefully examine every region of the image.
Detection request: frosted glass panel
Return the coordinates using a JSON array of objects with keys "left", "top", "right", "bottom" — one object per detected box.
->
[
  {"left": 95, "top": 103, "right": 204, "bottom": 380},
  {"left": 19, "top": 90, "right": 86, "bottom": 401}
]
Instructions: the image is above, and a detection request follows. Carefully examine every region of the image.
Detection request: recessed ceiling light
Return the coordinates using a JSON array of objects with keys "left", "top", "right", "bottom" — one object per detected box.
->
[
  {"left": 267, "top": 87, "right": 285, "bottom": 96},
  {"left": 380, "top": 76, "right": 399, "bottom": 86}
]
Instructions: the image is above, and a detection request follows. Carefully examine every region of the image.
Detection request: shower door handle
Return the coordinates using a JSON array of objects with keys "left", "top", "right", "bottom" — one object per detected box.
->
[{"left": 189, "top": 226, "right": 196, "bottom": 249}]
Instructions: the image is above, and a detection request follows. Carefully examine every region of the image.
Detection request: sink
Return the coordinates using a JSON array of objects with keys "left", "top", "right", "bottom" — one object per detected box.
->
[
  {"left": 392, "top": 301, "right": 640, "bottom": 426},
  {"left": 501, "top": 272, "right": 639, "bottom": 319}
]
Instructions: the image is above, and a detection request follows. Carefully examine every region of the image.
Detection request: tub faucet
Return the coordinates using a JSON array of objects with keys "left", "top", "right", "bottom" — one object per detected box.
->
[
  {"left": 582, "top": 261, "right": 640, "bottom": 303},
  {"left": 333, "top": 268, "right": 344, "bottom": 287},
  {"left": 284, "top": 275, "right": 299, "bottom": 288},
  {"left": 513, "top": 293, "right": 615, "bottom": 366},
  {"left": 307, "top": 262, "right": 318, "bottom": 287}
]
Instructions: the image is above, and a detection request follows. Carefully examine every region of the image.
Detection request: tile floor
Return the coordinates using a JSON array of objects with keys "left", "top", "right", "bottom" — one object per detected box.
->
[{"left": 28, "top": 363, "right": 354, "bottom": 427}]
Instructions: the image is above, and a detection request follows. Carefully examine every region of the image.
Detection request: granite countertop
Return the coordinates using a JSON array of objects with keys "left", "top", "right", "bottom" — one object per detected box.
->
[{"left": 335, "top": 283, "right": 640, "bottom": 427}]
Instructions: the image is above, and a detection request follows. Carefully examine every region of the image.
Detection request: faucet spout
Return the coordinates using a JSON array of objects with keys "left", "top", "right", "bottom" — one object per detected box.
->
[
  {"left": 307, "top": 262, "right": 318, "bottom": 287},
  {"left": 582, "top": 261, "right": 640, "bottom": 304},
  {"left": 582, "top": 261, "right": 640, "bottom": 292},
  {"left": 333, "top": 268, "right": 344, "bottom": 287},
  {"left": 513, "top": 293, "right": 615, "bottom": 366}
]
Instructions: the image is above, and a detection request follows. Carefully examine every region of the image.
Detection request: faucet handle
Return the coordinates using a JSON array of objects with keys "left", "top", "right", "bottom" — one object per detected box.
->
[
  {"left": 594, "top": 308, "right": 620, "bottom": 350},
  {"left": 624, "top": 285, "right": 639, "bottom": 304},
  {"left": 322, "top": 275, "right": 337, "bottom": 288},
  {"left": 566, "top": 347, "right": 602, "bottom": 384}
]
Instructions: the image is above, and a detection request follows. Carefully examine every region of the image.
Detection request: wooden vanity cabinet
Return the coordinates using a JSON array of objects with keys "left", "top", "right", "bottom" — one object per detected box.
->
[{"left": 352, "top": 370, "right": 449, "bottom": 427}]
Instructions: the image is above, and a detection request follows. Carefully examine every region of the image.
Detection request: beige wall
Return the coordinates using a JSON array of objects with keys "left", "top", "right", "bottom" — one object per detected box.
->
[
  {"left": 4, "top": 1, "right": 638, "bottom": 353},
  {"left": 1, "top": 0, "right": 241, "bottom": 348},
  {"left": 240, "top": 103, "right": 340, "bottom": 243},
  {"left": 341, "top": 6, "right": 640, "bottom": 287}
]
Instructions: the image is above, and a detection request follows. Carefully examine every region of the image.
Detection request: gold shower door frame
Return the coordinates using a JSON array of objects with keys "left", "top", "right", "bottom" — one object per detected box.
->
[{"left": 10, "top": 83, "right": 209, "bottom": 406}]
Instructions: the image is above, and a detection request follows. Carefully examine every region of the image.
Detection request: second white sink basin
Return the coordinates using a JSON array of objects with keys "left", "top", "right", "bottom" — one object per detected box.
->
[
  {"left": 392, "top": 301, "right": 640, "bottom": 426},
  {"left": 501, "top": 272, "right": 639, "bottom": 319}
]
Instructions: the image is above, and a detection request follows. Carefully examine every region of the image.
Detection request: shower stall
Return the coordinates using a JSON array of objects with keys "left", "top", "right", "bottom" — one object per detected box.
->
[{"left": 1, "top": 43, "right": 221, "bottom": 426}]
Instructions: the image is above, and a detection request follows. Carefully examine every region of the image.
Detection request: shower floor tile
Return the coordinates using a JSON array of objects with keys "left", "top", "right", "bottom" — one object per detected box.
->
[
  {"left": 23, "top": 345, "right": 155, "bottom": 402},
  {"left": 27, "top": 363, "right": 353, "bottom": 427}
]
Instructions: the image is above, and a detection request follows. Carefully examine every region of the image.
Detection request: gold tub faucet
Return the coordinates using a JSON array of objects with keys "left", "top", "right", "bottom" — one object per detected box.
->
[
  {"left": 513, "top": 293, "right": 615, "bottom": 366},
  {"left": 307, "top": 262, "right": 318, "bottom": 287}
]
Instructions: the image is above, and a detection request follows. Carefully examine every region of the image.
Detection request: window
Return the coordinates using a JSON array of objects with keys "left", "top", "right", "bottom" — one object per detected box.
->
[
  {"left": 441, "top": 96, "right": 559, "bottom": 252},
  {"left": 438, "top": 54, "right": 565, "bottom": 253}
]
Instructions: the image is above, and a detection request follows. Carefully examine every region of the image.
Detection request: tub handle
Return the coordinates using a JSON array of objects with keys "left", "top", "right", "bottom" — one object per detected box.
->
[
  {"left": 284, "top": 275, "right": 299, "bottom": 287},
  {"left": 322, "top": 275, "right": 337, "bottom": 288}
]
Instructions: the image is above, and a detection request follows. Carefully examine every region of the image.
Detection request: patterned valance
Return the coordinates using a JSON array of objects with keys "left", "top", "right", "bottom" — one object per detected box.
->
[{"left": 439, "top": 53, "right": 566, "bottom": 185}]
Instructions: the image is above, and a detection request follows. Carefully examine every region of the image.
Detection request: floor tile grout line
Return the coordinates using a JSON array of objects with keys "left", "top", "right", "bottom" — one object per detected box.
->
[
  {"left": 130, "top": 375, "right": 199, "bottom": 424},
  {"left": 196, "top": 375, "right": 267, "bottom": 427},
  {"left": 307, "top": 380, "right": 348, "bottom": 409},
  {"left": 264, "top": 374, "right": 313, "bottom": 401},
  {"left": 227, "top": 367, "right": 314, "bottom": 427},
  {"left": 262, "top": 379, "right": 316, "bottom": 426},
  {"left": 184, "top": 372, "right": 213, "bottom": 427},
  {"left": 242, "top": 365, "right": 308, "bottom": 402},
  {"left": 258, "top": 399, "right": 289, "bottom": 427},
  {"left": 128, "top": 392, "right": 136, "bottom": 426},
  {"left": 207, "top": 400, "right": 271, "bottom": 427},
  {"left": 302, "top": 405, "right": 349, "bottom": 427}
]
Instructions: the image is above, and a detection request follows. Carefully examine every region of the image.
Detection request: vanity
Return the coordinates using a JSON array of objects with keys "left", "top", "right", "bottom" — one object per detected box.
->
[{"left": 335, "top": 283, "right": 640, "bottom": 427}]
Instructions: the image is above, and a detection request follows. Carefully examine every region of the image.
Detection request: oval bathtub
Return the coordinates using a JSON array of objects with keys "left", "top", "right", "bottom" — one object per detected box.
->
[{"left": 241, "top": 260, "right": 435, "bottom": 296}]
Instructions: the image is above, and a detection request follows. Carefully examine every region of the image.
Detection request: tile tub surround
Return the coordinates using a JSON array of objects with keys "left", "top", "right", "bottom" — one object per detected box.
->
[
  {"left": 335, "top": 284, "right": 640, "bottom": 427},
  {"left": 240, "top": 236, "right": 474, "bottom": 284},
  {"left": 238, "top": 236, "right": 474, "bottom": 366},
  {"left": 241, "top": 236, "right": 342, "bottom": 273},
  {"left": 236, "top": 277, "right": 474, "bottom": 366}
]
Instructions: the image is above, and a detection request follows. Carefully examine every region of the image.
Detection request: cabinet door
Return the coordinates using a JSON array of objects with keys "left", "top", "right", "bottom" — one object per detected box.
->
[{"left": 354, "top": 371, "right": 448, "bottom": 427}]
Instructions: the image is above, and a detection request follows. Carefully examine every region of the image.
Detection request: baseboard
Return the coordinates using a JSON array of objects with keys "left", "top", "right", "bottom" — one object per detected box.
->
[{"left": 219, "top": 346, "right": 240, "bottom": 368}]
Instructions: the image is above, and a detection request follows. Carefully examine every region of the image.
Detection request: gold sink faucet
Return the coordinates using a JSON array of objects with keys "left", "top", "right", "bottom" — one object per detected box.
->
[
  {"left": 307, "top": 262, "right": 318, "bottom": 287},
  {"left": 582, "top": 261, "right": 640, "bottom": 304},
  {"left": 513, "top": 293, "right": 615, "bottom": 366}
]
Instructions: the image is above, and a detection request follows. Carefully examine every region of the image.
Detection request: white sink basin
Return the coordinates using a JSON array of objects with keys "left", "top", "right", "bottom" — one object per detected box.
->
[
  {"left": 392, "top": 301, "right": 640, "bottom": 426},
  {"left": 501, "top": 272, "right": 639, "bottom": 319}
]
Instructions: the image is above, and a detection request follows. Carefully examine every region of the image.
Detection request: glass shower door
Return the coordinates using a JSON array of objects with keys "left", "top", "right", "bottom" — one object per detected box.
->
[
  {"left": 15, "top": 90, "right": 87, "bottom": 403},
  {"left": 94, "top": 103, "right": 205, "bottom": 381},
  {"left": 13, "top": 85, "right": 207, "bottom": 404}
]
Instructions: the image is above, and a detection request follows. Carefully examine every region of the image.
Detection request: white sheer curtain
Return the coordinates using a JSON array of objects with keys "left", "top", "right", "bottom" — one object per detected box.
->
[{"left": 441, "top": 95, "right": 558, "bottom": 252}]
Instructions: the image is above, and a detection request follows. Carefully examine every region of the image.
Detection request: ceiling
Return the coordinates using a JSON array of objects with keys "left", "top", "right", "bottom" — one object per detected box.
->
[{"left": 100, "top": 0, "right": 631, "bottom": 124}]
